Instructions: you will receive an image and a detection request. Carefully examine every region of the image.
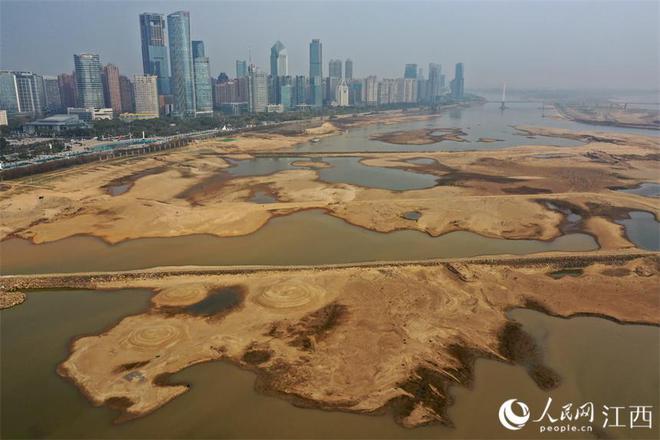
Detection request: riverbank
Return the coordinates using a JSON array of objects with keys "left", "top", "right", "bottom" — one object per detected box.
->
[{"left": 2, "top": 250, "right": 657, "bottom": 427}]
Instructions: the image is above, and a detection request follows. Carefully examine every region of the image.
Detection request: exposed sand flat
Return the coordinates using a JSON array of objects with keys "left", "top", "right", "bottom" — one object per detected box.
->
[
  {"left": 1, "top": 126, "right": 657, "bottom": 248},
  {"left": 555, "top": 104, "right": 660, "bottom": 130},
  {"left": 3, "top": 251, "right": 657, "bottom": 427},
  {"left": 369, "top": 127, "right": 468, "bottom": 145}
]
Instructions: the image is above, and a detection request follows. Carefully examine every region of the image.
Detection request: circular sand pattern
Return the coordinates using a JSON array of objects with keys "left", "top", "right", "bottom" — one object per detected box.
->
[
  {"left": 152, "top": 283, "right": 210, "bottom": 307},
  {"left": 126, "top": 323, "right": 182, "bottom": 350},
  {"left": 256, "top": 280, "right": 327, "bottom": 309}
]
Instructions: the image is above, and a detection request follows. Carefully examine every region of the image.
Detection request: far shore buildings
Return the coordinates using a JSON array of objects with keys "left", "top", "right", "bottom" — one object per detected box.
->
[
  {"left": 1, "top": 9, "right": 470, "bottom": 126},
  {"left": 192, "top": 40, "right": 212, "bottom": 115},
  {"left": 74, "top": 53, "right": 105, "bottom": 108},
  {"left": 247, "top": 64, "right": 268, "bottom": 113},
  {"left": 450, "top": 62, "right": 465, "bottom": 99},
  {"left": 102, "top": 64, "right": 122, "bottom": 114},
  {"left": 270, "top": 41, "right": 288, "bottom": 77},
  {"left": 24, "top": 114, "right": 88, "bottom": 134},
  {"left": 139, "top": 12, "right": 171, "bottom": 95},
  {"left": 335, "top": 79, "right": 349, "bottom": 106},
  {"left": 133, "top": 75, "right": 159, "bottom": 117},
  {"left": 167, "top": 10, "right": 196, "bottom": 117}
]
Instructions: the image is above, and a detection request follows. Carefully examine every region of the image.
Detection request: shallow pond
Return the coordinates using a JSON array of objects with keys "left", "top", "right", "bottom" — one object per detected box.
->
[
  {"left": 318, "top": 156, "right": 438, "bottom": 190},
  {"left": 616, "top": 183, "right": 660, "bottom": 198},
  {"left": 0, "top": 210, "right": 597, "bottom": 275},
  {"left": 617, "top": 211, "right": 660, "bottom": 251}
]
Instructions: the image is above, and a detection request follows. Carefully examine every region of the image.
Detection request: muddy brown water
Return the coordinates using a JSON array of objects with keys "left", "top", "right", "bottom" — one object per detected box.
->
[
  {"left": 1, "top": 292, "right": 657, "bottom": 439},
  {"left": 0, "top": 210, "right": 598, "bottom": 275},
  {"left": 616, "top": 211, "right": 660, "bottom": 251}
]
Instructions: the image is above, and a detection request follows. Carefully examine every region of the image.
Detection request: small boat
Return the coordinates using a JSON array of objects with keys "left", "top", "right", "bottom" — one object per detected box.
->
[{"left": 310, "top": 138, "right": 320, "bottom": 143}]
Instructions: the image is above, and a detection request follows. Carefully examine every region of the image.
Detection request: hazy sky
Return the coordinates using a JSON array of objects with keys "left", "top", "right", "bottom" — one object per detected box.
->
[{"left": 1, "top": 0, "right": 658, "bottom": 90}]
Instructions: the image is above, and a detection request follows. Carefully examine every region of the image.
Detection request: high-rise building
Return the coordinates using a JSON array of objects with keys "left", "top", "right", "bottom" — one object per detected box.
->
[
  {"left": 345, "top": 59, "right": 353, "bottom": 80},
  {"left": 139, "top": 13, "right": 171, "bottom": 95},
  {"left": 335, "top": 79, "right": 349, "bottom": 107},
  {"left": 133, "top": 75, "right": 159, "bottom": 116},
  {"left": 280, "top": 83, "right": 292, "bottom": 110},
  {"left": 102, "top": 64, "right": 122, "bottom": 114},
  {"left": 192, "top": 40, "right": 205, "bottom": 59},
  {"left": 378, "top": 78, "right": 399, "bottom": 105},
  {"left": 119, "top": 75, "right": 135, "bottom": 112},
  {"left": 427, "top": 63, "right": 442, "bottom": 103},
  {"left": 364, "top": 76, "right": 378, "bottom": 105},
  {"left": 402, "top": 78, "right": 417, "bottom": 103},
  {"left": 310, "top": 76, "right": 323, "bottom": 108},
  {"left": 43, "top": 76, "right": 63, "bottom": 114},
  {"left": 329, "top": 59, "right": 342, "bottom": 78},
  {"left": 194, "top": 56, "right": 213, "bottom": 115},
  {"left": 13, "top": 71, "right": 46, "bottom": 117},
  {"left": 450, "top": 62, "right": 464, "bottom": 99},
  {"left": 191, "top": 39, "right": 212, "bottom": 114},
  {"left": 0, "top": 71, "right": 20, "bottom": 113},
  {"left": 404, "top": 64, "right": 418, "bottom": 80},
  {"left": 236, "top": 60, "right": 247, "bottom": 78},
  {"left": 247, "top": 65, "right": 268, "bottom": 113},
  {"left": 292, "top": 75, "right": 307, "bottom": 106},
  {"left": 270, "top": 41, "right": 288, "bottom": 77},
  {"left": 348, "top": 79, "right": 362, "bottom": 106},
  {"left": 57, "top": 73, "right": 77, "bottom": 109},
  {"left": 167, "top": 11, "right": 196, "bottom": 117},
  {"left": 74, "top": 53, "right": 104, "bottom": 108},
  {"left": 309, "top": 39, "right": 322, "bottom": 78}
]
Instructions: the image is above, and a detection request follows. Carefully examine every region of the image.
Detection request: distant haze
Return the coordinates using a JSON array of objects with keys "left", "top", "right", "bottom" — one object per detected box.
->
[{"left": 1, "top": 0, "right": 658, "bottom": 90}]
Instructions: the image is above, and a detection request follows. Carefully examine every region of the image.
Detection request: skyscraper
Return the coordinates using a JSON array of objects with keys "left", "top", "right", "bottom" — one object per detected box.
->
[
  {"left": 133, "top": 75, "right": 159, "bottom": 116},
  {"left": 139, "top": 13, "right": 171, "bottom": 95},
  {"left": 194, "top": 56, "right": 213, "bottom": 115},
  {"left": 191, "top": 39, "right": 212, "bottom": 114},
  {"left": 167, "top": 11, "right": 196, "bottom": 117},
  {"left": 310, "top": 76, "right": 323, "bottom": 108},
  {"left": 345, "top": 59, "right": 353, "bottom": 80},
  {"left": 309, "top": 39, "right": 322, "bottom": 78},
  {"left": 364, "top": 76, "right": 378, "bottom": 105},
  {"left": 0, "top": 71, "right": 46, "bottom": 116},
  {"left": 57, "top": 73, "right": 77, "bottom": 109},
  {"left": 329, "top": 59, "right": 342, "bottom": 78},
  {"left": 270, "top": 41, "right": 288, "bottom": 77},
  {"left": 236, "top": 60, "right": 247, "bottom": 78},
  {"left": 14, "top": 72, "right": 46, "bottom": 117},
  {"left": 404, "top": 64, "right": 418, "bottom": 80},
  {"left": 292, "top": 75, "right": 307, "bottom": 106},
  {"left": 74, "top": 53, "right": 105, "bottom": 108},
  {"left": 247, "top": 65, "right": 268, "bottom": 113},
  {"left": 119, "top": 75, "right": 135, "bottom": 112},
  {"left": 192, "top": 40, "right": 205, "bottom": 59},
  {"left": 43, "top": 76, "right": 63, "bottom": 113},
  {"left": 102, "top": 64, "right": 122, "bottom": 114},
  {"left": 0, "top": 71, "right": 20, "bottom": 113},
  {"left": 427, "top": 63, "right": 442, "bottom": 103},
  {"left": 450, "top": 62, "right": 464, "bottom": 99},
  {"left": 335, "top": 79, "right": 349, "bottom": 107}
]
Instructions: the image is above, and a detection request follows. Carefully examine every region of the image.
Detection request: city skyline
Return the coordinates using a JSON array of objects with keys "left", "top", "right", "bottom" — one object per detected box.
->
[{"left": 1, "top": 1, "right": 658, "bottom": 90}]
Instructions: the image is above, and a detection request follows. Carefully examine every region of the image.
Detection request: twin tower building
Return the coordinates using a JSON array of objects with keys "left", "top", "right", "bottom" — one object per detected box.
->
[{"left": 140, "top": 11, "right": 212, "bottom": 118}]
